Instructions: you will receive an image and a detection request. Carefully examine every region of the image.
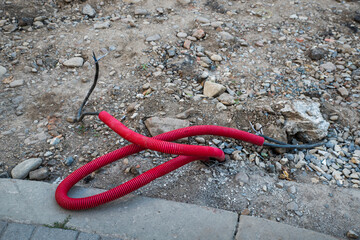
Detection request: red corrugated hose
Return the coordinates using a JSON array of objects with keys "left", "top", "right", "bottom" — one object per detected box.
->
[{"left": 55, "top": 111, "right": 265, "bottom": 210}]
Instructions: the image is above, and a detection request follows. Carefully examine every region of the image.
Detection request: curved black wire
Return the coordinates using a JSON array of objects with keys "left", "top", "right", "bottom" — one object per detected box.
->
[{"left": 75, "top": 52, "right": 101, "bottom": 122}]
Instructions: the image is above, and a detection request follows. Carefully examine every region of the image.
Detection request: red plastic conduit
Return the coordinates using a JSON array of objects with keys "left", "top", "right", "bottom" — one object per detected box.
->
[{"left": 55, "top": 111, "right": 265, "bottom": 210}]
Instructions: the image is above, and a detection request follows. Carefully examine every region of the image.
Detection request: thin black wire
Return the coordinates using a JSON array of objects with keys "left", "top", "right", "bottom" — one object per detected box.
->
[
  {"left": 259, "top": 134, "right": 288, "bottom": 145},
  {"left": 75, "top": 52, "right": 100, "bottom": 122},
  {"left": 262, "top": 141, "right": 325, "bottom": 149},
  {"left": 258, "top": 133, "right": 325, "bottom": 149}
]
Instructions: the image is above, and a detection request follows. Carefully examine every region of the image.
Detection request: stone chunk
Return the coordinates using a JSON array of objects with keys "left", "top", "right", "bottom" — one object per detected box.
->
[
  {"left": 337, "top": 87, "right": 349, "bottom": 97},
  {"left": 280, "top": 101, "right": 329, "bottom": 142},
  {"left": 135, "top": 8, "right": 148, "bottom": 15},
  {"left": 145, "top": 117, "right": 190, "bottom": 140},
  {"left": 177, "top": 0, "right": 191, "bottom": 4},
  {"left": 11, "top": 158, "right": 42, "bottom": 179},
  {"left": 63, "top": 57, "right": 84, "bottom": 67},
  {"left": 177, "top": 32, "right": 187, "bottom": 38},
  {"left": 29, "top": 168, "right": 49, "bottom": 180},
  {"left": 308, "top": 47, "right": 326, "bottom": 60},
  {"left": 82, "top": 4, "right": 96, "bottom": 17},
  {"left": 94, "top": 21, "right": 110, "bottom": 29},
  {"left": 210, "top": 54, "right": 222, "bottom": 61},
  {"left": 192, "top": 29, "right": 205, "bottom": 39},
  {"left": 320, "top": 62, "right": 336, "bottom": 72},
  {"left": 3, "top": 24, "right": 17, "bottom": 32},
  {"left": 146, "top": 34, "right": 161, "bottom": 42},
  {"left": 218, "top": 93, "right": 235, "bottom": 105},
  {"left": 9, "top": 79, "right": 24, "bottom": 87},
  {"left": 218, "top": 31, "right": 234, "bottom": 41},
  {"left": 195, "top": 17, "right": 210, "bottom": 23},
  {"left": 203, "top": 81, "right": 226, "bottom": 98},
  {"left": 176, "top": 108, "right": 195, "bottom": 119}
]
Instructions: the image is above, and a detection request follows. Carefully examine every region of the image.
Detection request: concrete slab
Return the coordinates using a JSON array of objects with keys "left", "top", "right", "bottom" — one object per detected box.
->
[
  {"left": 0, "top": 179, "right": 238, "bottom": 240},
  {"left": 0, "top": 221, "right": 7, "bottom": 236},
  {"left": 77, "top": 232, "right": 101, "bottom": 240},
  {"left": 0, "top": 222, "right": 35, "bottom": 240},
  {"left": 236, "top": 215, "right": 339, "bottom": 240},
  {"left": 31, "top": 226, "right": 79, "bottom": 240}
]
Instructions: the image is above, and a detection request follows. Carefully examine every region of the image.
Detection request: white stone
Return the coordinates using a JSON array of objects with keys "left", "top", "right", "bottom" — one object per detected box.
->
[
  {"left": 134, "top": 8, "right": 148, "bottom": 15},
  {"left": 320, "top": 62, "right": 336, "bottom": 72},
  {"left": 146, "top": 34, "right": 161, "bottom": 42},
  {"left": 210, "top": 54, "right": 222, "bottom": 61},
  {"left": 145, "top": 117, "right": 189, "bottom": 139},
  {"left": 94, "top": 21, "right": 111, "bottom": 29},
  {"left": 280, "top": 101, "right": 329, "bottom": 142},
  {"left": 218, "top": 31, "right": 234, "bottom": 41},
  {"left": 196, "top": 17, "right": 210, "bottom": 23},
  {"left": 203, "top": 81, "right": 226, "bottom": 98},
  {"left": 9, "top": 80, "right": 24, "bottom": 88},
  {"left": 63, "top": 57, "right": 84, "bottom": 67},
  {"left": 82, "top": 4, "right": 96, "bottom": 17},
  {"left": 177, "top": 32, "right": 188, "bottom": 38},
  {"left": 177, "top": 0, "right": 191, "bottom": 4}
]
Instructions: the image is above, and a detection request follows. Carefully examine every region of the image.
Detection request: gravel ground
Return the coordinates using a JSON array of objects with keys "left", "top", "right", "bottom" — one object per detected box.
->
[{"left": 1, "top": 0, "right": 360, "bottom": 239}]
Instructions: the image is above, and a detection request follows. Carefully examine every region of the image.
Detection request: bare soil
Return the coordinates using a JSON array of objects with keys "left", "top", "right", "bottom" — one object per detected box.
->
[{"left": 1, "top": 0, "right": 360, "bottom": 239}]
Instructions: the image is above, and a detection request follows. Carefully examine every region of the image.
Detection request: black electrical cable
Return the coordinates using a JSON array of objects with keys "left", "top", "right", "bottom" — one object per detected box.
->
[
  {"left": 259, "top": 134, "right": 325, "bottom": 149},
  {"left": 259, "top": 134, "right": 288, "bottom": 145},
  {"left": 75, "top": 52, "right": 101, "bottom": 122},
  {"left": 262, "top": 141, "right": 325, "bottom": 149}
]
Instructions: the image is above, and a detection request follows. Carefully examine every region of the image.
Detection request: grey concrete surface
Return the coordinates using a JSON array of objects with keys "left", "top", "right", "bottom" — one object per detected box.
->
[
  {"left": 31, "top": 226, "right": 79, "bottom": 240},
  {"left": 236, "top": 215, "right": 340, "bottom": 240},
  {"left": 0, "top": 179, "right": 238, "bottom": 240},
  {"left": 0, "top": 221, "right": 123, "bottom": 240},
  {"left": 0, "top": 222, "right": 35, "bottom": 240},
  {"left": 0, "top": 179, "right": 341, "bottom": 240},
  {"left": 77, "top": 232, "right": 101, "bottom": 240}
]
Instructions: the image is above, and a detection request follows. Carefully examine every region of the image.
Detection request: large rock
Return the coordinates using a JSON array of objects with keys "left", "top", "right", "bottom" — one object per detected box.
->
[
  {"left": 145, "top": 117, "right": 190, "bottom": 141},
  {"left": 279, "top": 101, "right": 329, "bottom": 142},
  {"left": 203, "top": 81, "right": 226, "bottom": 98},
  {"left": 82, "top": 4, "right": 96, "bottom": 17},
  {"left": 63, "top": 57, "right": 84, "bottom": 67},
  {"left": 11, "top": 158, "right": 42, "bottom": 179}
]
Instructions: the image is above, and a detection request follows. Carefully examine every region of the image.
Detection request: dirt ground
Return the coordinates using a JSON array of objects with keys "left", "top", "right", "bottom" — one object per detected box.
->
[{"left": 1, "top": 0, "right": 360, "bottom": 239}]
